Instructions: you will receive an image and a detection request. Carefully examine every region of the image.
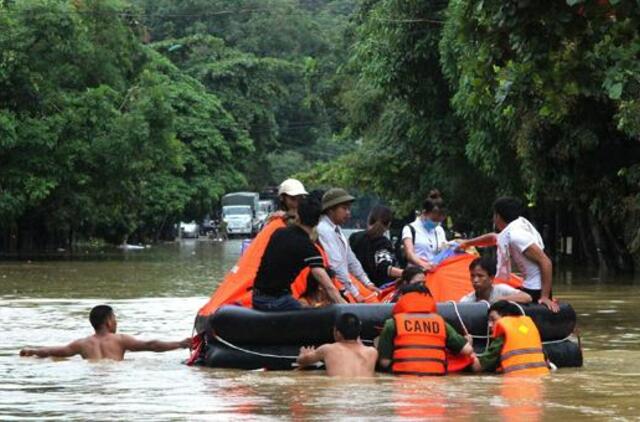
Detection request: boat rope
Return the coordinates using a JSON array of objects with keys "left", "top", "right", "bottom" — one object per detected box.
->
[
  {"left": 448, "top": 300, "right": 470, "bottom": 335},
  {"left": 509, "top": 300, "right": 527, "bottom": 316},
  {"left": 541, "top": 335, "right": 573, "bottom": 345},
  {"left": 213, "top": 334, "right": 299, "bottom": 360}
]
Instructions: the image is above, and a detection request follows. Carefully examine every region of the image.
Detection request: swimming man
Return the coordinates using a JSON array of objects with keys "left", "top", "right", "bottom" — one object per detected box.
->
[{"left": 19, "top": 305, "right": 191, "bottom": 361}]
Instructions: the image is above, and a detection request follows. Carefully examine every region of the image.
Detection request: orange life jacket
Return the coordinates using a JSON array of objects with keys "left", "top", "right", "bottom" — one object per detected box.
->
[
  {"left": 391, "top": 292, "right": 446, "bottom": 376},
  {"left": 493, "top": 316, "right": 549, "bottom": 376}
]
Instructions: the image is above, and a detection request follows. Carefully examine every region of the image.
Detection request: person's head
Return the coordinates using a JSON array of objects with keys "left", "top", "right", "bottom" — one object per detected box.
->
[
  {"left": 469, "top": 256, "right": 496, "bottom": 294},
  {"left": 278, "top": 178, "right": 308, "bottom": 212},
  {"left": 493, "top": 197, "right": 522, "bottom": 231},
  {"left": 297, "top": 196, "right": 323, "bottom": 228},
  {"left": 366, "top": 205, "right": 393, "bottom": 238},
  {"left": 393, "top": 283, "right": 435, "bottom": 314},
  {"left": 488, "top": 300, "right": 523, "bottom": 329},
  {"left": 89, "top": 305, "right": 116, "bottom": 333},
  {"left": 334, "top": 312, "right": 361, "bottom": 341},
  {"left": 322, "top": 188, "right": 355, "bottom": 225},
  {"left": 420, "top": 197, "right": 445, "bottom": 226},
  {"left": 428, "top": 189, "right": 443, "bottom": 205},
  {"left": 400, "top": 266, "right": 426, "bottom": 286}
]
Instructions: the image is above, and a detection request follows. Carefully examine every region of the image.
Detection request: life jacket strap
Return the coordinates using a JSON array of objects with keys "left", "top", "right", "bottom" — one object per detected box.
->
[
  {"left": 393, "top": 357, "right": 447, "bottom": 364},
  {"left": 394, "top": 345, "right": 446, "bottom": 351},
  {"left": 502, "top": 361, "right": 549, "bottom": 374},
  {"left": 501, "top": 347, "right": 544, "bottom": 361}
]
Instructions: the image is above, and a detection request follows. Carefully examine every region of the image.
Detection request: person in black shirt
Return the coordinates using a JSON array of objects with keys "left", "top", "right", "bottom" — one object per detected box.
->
[
  {"left": 349, "top": 205, "right": 403, "bottom": 287},
  {"left": 253, "top": 197, "right": 346, "bottom": 311}
]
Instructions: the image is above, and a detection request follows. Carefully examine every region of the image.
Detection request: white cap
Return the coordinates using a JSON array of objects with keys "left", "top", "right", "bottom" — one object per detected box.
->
[{"left": 278, "top": 178, "right": 308, "bottom": 196}]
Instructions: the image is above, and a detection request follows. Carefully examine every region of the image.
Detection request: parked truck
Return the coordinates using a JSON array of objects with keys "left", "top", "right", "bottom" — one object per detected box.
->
[{"left": 221, "top": 192, "right": 260, "bottom": 237}]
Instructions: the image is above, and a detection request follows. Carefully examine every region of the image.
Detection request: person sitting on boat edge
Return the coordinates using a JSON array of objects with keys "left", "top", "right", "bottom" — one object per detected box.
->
[
  {"left": 19, "top": 305, "right": 191, "bottom": 361},
  {"left": 349, "top": 205, "right": 404, "bottom": 287},
  {"left": 389, "top": 266, "right": 425, "bottom": 303},
  {"left": 475, "top": 300, "right": 550, "bottom": 376},
  {"left": 297, "top": 313, "right": 378, "bottom": 377},
  {"left": 401, "top": 196, "right": 447, "bottom": 272},
  {"left": 459, "top": 256, "right": 532, "bottom": 304},
  {"left": 317, "top": 188, "right": 381, "bottom": 302},
  {"left": 458, "top": 197, "right": 558, "bottom": 312},
  {"left": 252, "top": 196, "right": 346, "bottom": 311},
  {"left": 377, "top": 284, "right": 480, "bottom": 375}
]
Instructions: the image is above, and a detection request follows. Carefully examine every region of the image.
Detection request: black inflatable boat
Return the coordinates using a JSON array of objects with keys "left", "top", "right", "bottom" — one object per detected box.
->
[{"left": 193, "top": 302, "right": 582, "bottom": 371}]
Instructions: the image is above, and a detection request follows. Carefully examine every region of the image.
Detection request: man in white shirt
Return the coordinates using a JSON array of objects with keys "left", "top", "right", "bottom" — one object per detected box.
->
[
  {"left": 459, "top": 197, "right": 558, "bottom": 312},
  {"left": 317, "top": 188, "right": 380, "bottom": 302},
  {"left": 458, "top": 256, "right": 532, "bottom": 304}
]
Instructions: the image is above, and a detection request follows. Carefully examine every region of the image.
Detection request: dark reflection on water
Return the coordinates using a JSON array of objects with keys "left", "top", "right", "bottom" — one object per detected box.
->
[{"left": 1, "top": 240, "right": 639, "bottom": 420}]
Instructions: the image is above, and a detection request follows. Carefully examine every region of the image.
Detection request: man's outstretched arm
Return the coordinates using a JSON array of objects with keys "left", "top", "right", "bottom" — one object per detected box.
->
[
  {"left": 20, "top": 340, "right": 82, "bottom": 358},
  {"left": 121, "top": 335, "right": 192, "bottom": 352}
]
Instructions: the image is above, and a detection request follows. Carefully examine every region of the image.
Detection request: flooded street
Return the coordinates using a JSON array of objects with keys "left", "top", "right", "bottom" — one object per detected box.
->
[{"left": 1, "top": 240, "right": 639, "bottom": 420}]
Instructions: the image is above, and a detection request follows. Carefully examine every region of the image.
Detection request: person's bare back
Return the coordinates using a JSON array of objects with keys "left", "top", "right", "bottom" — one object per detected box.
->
[
  {"left": 19, "top": 305, "right": 191, "bottom": 361},
  {"left": 316, "top": 341, "right": 378, "bottom": 377},
  {"left": 296, "top": 312, "right": 378, "bottom": 377}
]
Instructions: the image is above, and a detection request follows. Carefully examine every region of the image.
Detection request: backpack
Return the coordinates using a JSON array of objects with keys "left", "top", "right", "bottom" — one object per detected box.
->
[{"left": 394, "top": 224, "right": 416, "bottom": 267}]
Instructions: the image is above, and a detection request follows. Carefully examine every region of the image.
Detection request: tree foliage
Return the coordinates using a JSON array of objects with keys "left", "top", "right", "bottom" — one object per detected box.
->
[{"left": 0, "top": 0, "right": 250, "bottom": 246}]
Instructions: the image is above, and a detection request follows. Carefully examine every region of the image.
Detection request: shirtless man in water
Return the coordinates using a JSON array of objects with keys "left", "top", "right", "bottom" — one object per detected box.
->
[
  {"left": 19, "top": 305, "right": 191, "bottom": 360},
  {"left": 296, "top": 313, "right": 377, "bottom": 377}
]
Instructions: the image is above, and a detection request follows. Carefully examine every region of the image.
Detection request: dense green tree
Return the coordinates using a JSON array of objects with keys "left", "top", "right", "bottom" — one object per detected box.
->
[
  {"left": 440, "top": 0, "right": 640, "bottom": 270},
  {"left": 302, "top": 0, "right": 503, "bottom": 229},
  {"left": 0, "top": 0, "right": 250, "bottom": 247}
]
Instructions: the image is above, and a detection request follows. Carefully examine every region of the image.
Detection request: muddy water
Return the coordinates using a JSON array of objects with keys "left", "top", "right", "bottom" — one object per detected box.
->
[{"left": 1, "top": 240, "right": 639, "bottom": 420}]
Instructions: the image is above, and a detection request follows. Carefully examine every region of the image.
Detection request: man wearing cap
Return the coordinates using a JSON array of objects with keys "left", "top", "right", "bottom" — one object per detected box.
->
[{"left": 317, "top": 188, "right": 381, "bottom": 302}]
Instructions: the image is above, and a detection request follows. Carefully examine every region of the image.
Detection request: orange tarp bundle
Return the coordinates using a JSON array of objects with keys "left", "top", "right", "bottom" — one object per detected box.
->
[{"left": 197, "top": 219, "right": 286, "bottom": 317}]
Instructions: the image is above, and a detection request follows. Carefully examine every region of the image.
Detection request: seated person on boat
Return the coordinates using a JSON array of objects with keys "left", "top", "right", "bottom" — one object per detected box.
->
[
  {"left": 401, "top": 197, "right": 447, "bottom": 272},
  {"left": 459, "top": 256, "right": 531, "bottom": 304},
  {"left": 252, "top": 197, "right": 346, "bottom": 311},
  {"left": 377, "top": 284, "right": 480, "bottom": 375},
  {"left": 349, "top": 205, "right": 403, "bottom": 287},
  {"left": 317, "top": 188, "right": 381, "bottom": 302}
]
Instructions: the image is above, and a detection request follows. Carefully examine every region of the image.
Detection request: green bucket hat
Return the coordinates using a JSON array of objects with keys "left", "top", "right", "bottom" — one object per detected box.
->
[{"left": 322, "top": 188, "right": 355, "bottom": 212}]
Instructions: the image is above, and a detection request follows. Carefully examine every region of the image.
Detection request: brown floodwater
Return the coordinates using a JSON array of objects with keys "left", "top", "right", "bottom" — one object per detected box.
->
[{"left": 1, "top": 239, "right": 639, "bottom": 420}]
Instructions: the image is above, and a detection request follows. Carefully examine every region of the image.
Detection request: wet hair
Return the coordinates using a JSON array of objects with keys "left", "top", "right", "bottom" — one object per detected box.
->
[
  {"left": 493, "top": 197, "right": 522, "bottom": 224},
  {"left": 89, "top": 305, "right": 114, "bottom": 330},
  {"left": 469, "top": 256, "right": 497, "bottom": 277},
  {"left": 488, "top": 300, "right": 523, "bottom": 317},
  {"left": 366, "top": 205, "right": 393, "bottom": 238},
  {"left": 298, "top": 196, "right": 322, "bottom": 227},
  {"left": 398, "top": 282, "right": 432, "bottom": 297},
  {"left": 400, "top": 266, "right": 425, "bottom": 284},
  {"left": 335, "top": 313, "right": 361, "bottom": 340}
]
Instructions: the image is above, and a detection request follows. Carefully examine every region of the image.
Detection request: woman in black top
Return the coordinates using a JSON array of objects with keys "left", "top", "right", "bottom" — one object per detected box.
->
[{"left": 349, "top": 206, "right": 403, "bottom": 287}]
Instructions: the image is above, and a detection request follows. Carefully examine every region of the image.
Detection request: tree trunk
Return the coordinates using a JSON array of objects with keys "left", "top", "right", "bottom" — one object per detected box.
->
[
  {"left": 575, "top": 209, "right": 596, "bottom": 266},
  {"left": 588, "top": 212, "right": 611, "bottom": 275}
]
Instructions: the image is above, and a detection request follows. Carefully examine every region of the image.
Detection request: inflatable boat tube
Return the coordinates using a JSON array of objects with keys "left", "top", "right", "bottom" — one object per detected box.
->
[
  {"left": 200, "top": 338, "right": 582, "bottom": 371},
  {"left": 197, "top": 302, "right": 581, "bottom": 371},
  {"left": 206, "top": 303, "right": 576, "bottom": 346}
]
